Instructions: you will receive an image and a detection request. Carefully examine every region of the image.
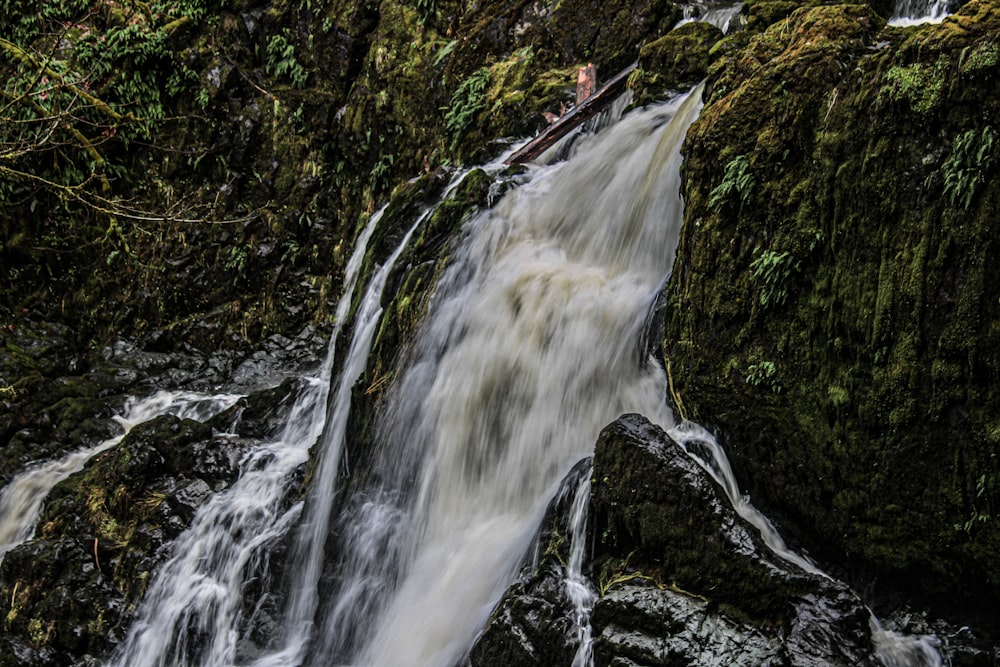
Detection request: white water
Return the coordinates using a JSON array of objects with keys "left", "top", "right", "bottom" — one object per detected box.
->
[
  {"left": 677, "top": 2, "right": 743, "bottom": 32},
  {"left": 108, "top": 208, "right": 387, "bottom": 667},
  {"left": 296, "top": 87, "right": 706, "bottom": 667},
  {"left": 0, "top": 390, "right": 240, "bottom": 564},
  {"left": 565, "top": 470, "right": 597, "bottom": 667},
  {"left": 249, "top": 213, "right": 426, "bottom": 667},
  {"left": 889, "top": 0, "right": 950, "bottom": 26}
]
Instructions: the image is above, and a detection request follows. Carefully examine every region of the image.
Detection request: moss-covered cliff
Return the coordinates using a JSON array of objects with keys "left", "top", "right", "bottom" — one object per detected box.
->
[{"left": 666, "top": 0, "right": 1000, "bottom": 629}]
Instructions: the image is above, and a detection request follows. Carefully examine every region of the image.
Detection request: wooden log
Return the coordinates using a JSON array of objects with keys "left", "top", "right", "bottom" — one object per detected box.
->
[{"left": 505, "top": 61, "right": 637, "bottom": 166}]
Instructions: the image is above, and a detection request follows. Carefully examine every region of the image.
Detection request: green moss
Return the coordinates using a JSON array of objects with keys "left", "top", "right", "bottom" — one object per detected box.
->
[
  {"left": 666, "top": 0, "right": 1000, "bottom": 626},
  {"left": 881, "top": 58, "right": 947, "bottom": 114}
]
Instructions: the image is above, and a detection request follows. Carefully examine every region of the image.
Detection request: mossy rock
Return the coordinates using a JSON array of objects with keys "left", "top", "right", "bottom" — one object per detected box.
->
[
  {"left": 0, "top": 414, "right": 253, "bottom": 662},
  {"left": 628, "top": 21, "right": 725, "bottom": 107},
  {"left": 666, "top": 0, "right": 1000, "bottom": 631}
]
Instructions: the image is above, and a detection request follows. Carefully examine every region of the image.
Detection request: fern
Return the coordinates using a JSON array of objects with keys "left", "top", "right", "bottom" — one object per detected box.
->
[
  {"left": 941, "top": 126, "right": 996, "bottom": 211},
  {"left": 444, "top": 67, "right": 491, "bottom": 150},
  {"left": 709, "top": 155, "right": 754, "bottom": 212}
]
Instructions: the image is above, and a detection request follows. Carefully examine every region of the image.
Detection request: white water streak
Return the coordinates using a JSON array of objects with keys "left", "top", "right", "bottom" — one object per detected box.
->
[
  {"left": 566, "top": 471, "right": 597, "bottom": 667},
  {"left": 251, "top": 215, "right": 425, "bottom": 667},
  {"left": 109, "top": 209, "right": 386, "bottom": 667},
  {"left": 0, "top": 390, "right": 240, "bottom": 564}
]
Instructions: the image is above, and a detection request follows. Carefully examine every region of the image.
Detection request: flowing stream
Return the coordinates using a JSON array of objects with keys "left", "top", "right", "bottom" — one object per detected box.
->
[
  {"left": 107, "top": 205, "right": 388, "bottom": 667},
  {"left": 0, "top": 390, "right": 240, "bottom": 565}
]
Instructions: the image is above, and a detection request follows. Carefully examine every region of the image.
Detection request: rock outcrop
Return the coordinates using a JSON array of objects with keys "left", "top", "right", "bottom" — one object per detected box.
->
[{"left": 667, "top": 0, "right": 1000, "bottom": 638}]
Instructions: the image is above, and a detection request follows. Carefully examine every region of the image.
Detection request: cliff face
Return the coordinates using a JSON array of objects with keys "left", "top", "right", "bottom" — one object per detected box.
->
[{"left": 667, "top": 0, "right": 1000, "bottom": 626}]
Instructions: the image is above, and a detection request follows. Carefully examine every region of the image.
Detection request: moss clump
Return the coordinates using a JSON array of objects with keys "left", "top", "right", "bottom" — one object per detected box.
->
[{"left": 628, "top": 21, "right": 725, "bottom": 106}]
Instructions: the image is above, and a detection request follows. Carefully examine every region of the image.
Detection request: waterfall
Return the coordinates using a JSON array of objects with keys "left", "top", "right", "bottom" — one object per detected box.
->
[
  {"left": 107, "top": 206, "right": 387, "bottom": 667},
  {"left": 294, "top": 87, "right": 705, "bottom": 667},
  {"left": 0, "top": 390, "right": 240, "bottom": 564},
  {"left": 889, "top": 0, "right": 950, "bottom": 25}
]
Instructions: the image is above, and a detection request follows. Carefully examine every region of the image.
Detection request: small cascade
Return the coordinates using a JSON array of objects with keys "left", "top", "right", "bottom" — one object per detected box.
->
[
  {"left": 667, "top": 424, "right": 944, "bottom": 667},
  {"left": 871, "top": 619, "right": 943, "bottom": 667},
  {"left": 250, "top": 210, "right": 426, "bottom": 667},
  {"left": 668, "top": 421, "right": 826, "bottom": 577},
  {"left": 0, "top": 390, "right": 240, "bottom": 564},
  {"left": 889, "top": 0, "right": 951, "bottom": 25},
  {"left": 677, "top": 2, "right": 743, "bottom": 32},
  {"left": 108, "top": 207, "right": 387, "bottom": 667},
  {"left": 564, "top": 467, "right": 597, "bottom": 667}
]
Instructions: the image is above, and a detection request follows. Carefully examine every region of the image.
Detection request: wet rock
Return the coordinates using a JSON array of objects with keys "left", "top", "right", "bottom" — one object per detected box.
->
[
  {"left": 467, "top": 458, "right": 592, "bottom": 666},
  {"left": 666, "top": 0, "right": 1000, "bottom": 634},
  {"left": 0, "top": 414, "right": 257, "bottom": 664},
  {"left": 470, "top": 414, "right": 883, "bottom": 666},
  {"left": 590, "top": 414, "right": 877, "bottom": 666},
  {"left": 468, "top": 565, "right": 580, "bottom": 667},
  {"left": 209, "top": 376, "right": 310, "bottom": 439},
  {"left": 592, "top": 582, "right": 784, "bottom": 666}
]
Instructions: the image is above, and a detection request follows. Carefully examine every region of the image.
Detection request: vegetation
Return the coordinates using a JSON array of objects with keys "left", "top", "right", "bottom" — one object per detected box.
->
[
  {"left": 667, "top": 1, "right": 1000, "bottom": 626},
  {"left": 708, "top": 154, "right": 754, "bottom": 212},
  {"left": 939, "top": 125, "right": 997, "bottom": 210}
]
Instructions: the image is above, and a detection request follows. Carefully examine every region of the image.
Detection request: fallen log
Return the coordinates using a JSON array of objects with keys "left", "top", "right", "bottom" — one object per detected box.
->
[{"left": 505, "top": 61, "right": 637, "bottom": 166}]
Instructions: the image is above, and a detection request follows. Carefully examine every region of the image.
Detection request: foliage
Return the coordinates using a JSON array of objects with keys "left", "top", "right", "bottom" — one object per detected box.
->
[
  {"left": 955, "top": 473, "right": 993, "bottom": 534},
  {"left": 708, "top": 154, "right": 754, "bottom": 212},
  {"left": 444, "top": 67, "right": 492, "bottom": 151},
  {"left": 266, "top": 30, "right": 309, "bottom": 89},
  {"left": 0, "top": 0, "right": 213, "bottom": 220},
  {"left": 939, "top": 125, "right": 996, "bottom": 211},
  {"left": 746, "top": 360, "right": 781, "bottom": 393},
  {"left": 750, "top": 248, "right": 796, "bottom": 307}
]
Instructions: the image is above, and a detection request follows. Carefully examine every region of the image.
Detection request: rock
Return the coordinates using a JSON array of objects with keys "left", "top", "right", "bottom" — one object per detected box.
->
[
  {"left": 472, "top": 415, "right": 883, "bottom": 666},
  {"left": 590, "top": 414, "right": 877, "bottom": 666},
  {"left": 0, "top": 414, "right": 256, "bottom": 664},
  {"left": 665, "top": 0, "right": 1000, "bottom": 632},
  {"left": 467, "top": 458, "right": 593, "bottom": 666}
]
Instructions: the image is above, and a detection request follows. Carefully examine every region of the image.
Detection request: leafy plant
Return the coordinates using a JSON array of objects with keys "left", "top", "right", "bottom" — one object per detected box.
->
[
  {"left": 746, "top": 360, "right": 781, "bottom": 393},
  {"left": 750, "top": 248, "right": 797, "bottom": 307},
  {"left": 225, "top": 246, "right": 248, "bottom": 276},
  {"left": 708, "top": 154, "right": 754, "bottom": 212},
  {"left": 955, "top": 473, "right": 993, "bottom": 534},
  {"left": 266, "top": 30, "right": 309, "bottom": 89},
  {"left": 939, "top": 125, "right": 996, "bottom": 211},
  {"left": 444, "top": 67, "right": 491, "bottom": 150}
]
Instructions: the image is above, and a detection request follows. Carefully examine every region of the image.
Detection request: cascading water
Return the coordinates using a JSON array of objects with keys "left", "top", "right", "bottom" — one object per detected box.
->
[
  {"left": 106, "top": 206, "right": 389, "bottom": 667},
  {"left": 0, "top": 390, "right": 240, "bottom": 564},
  {"left": 889, "top": 0, "right": 951, "bottom": 25},
  {"left": 299, "top": 88, "right": 705, "bottom": 667},
  {"left": 564, "top": 469, "right": 597, "bottom": 667}
]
